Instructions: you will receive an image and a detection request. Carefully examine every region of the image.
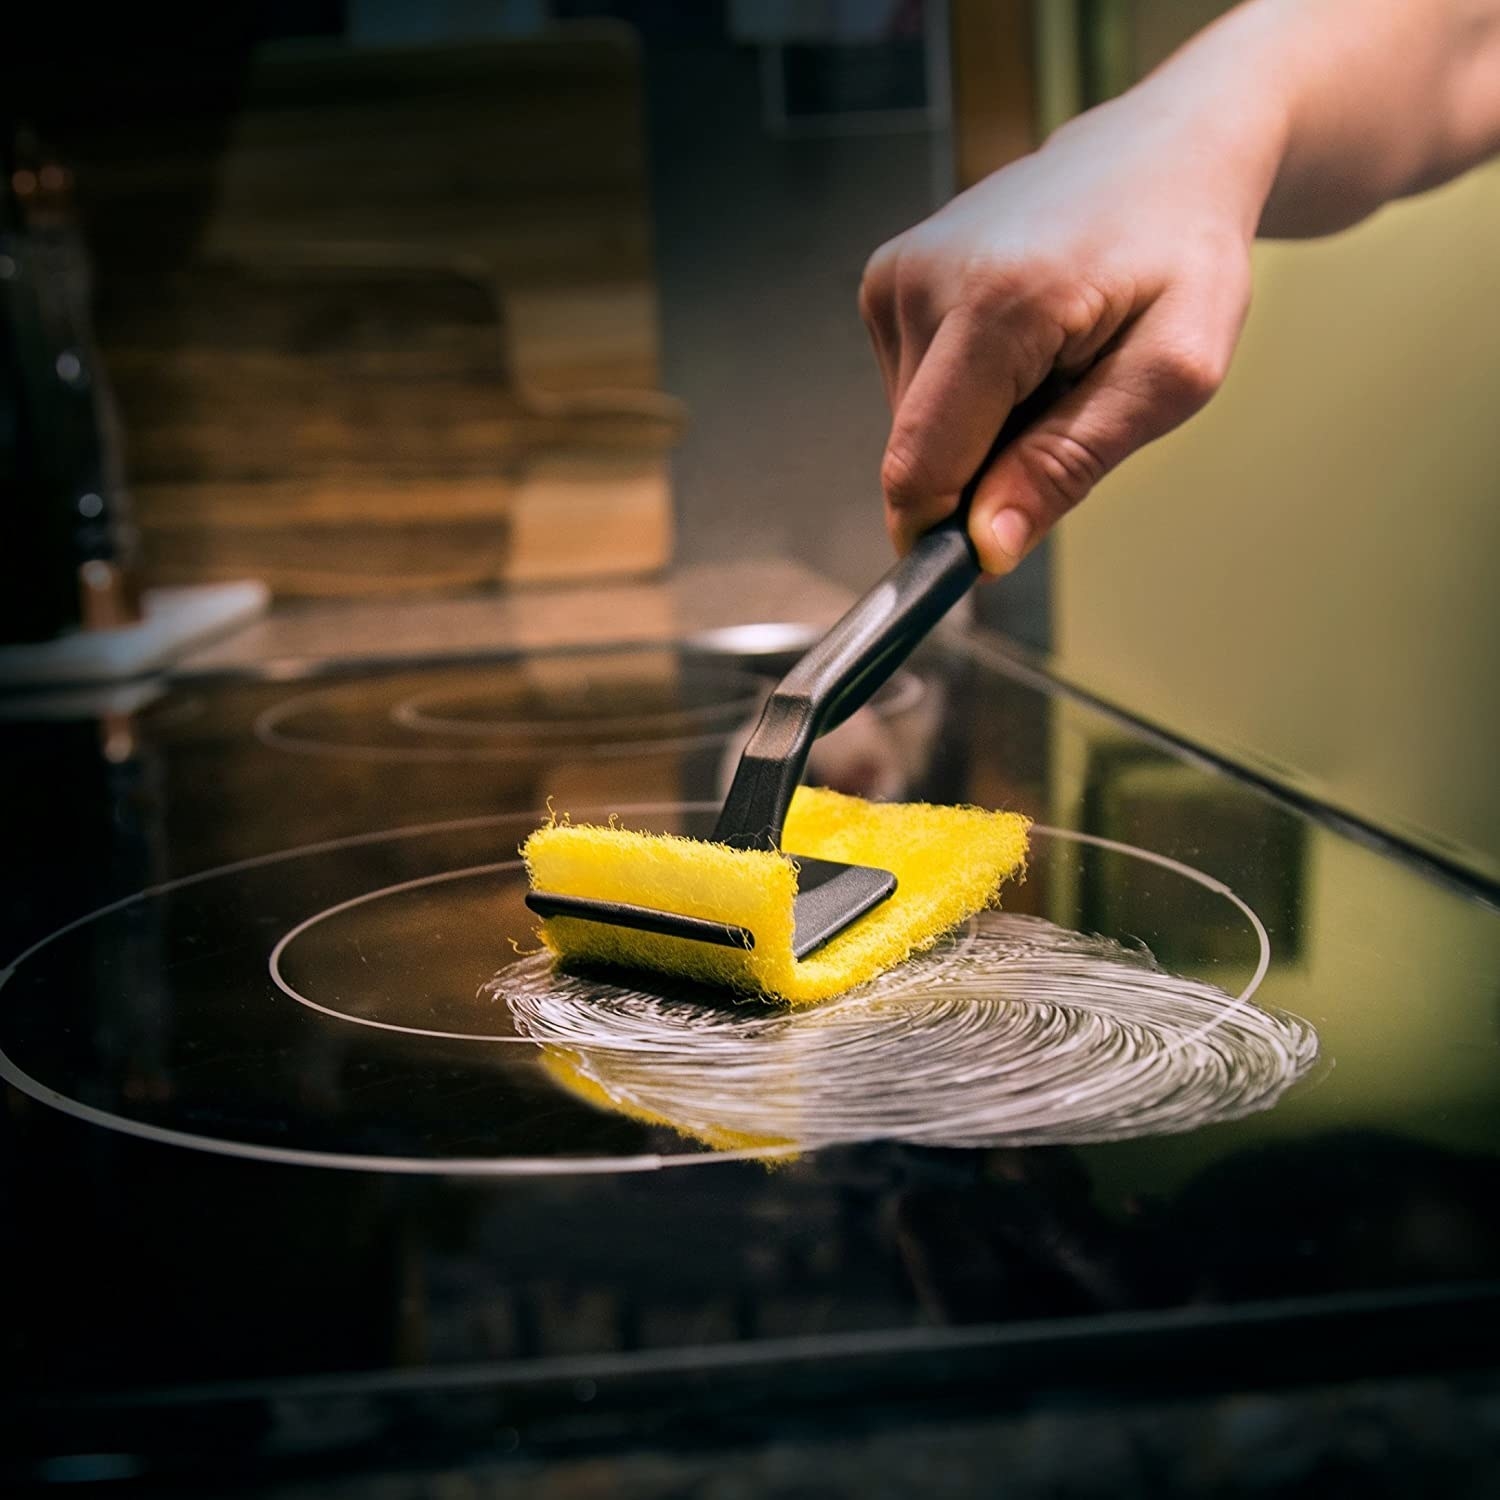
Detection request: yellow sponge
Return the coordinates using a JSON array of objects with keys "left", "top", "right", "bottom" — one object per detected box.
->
[
  {"left": 521, "top": 786, "right": 1029, "bottom": 1003},
  {"left": 538, "top": 1049, "right": 793, "bottom": 1154}
]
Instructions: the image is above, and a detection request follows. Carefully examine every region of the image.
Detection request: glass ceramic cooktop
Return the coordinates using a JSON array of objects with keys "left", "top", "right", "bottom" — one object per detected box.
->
[{"left": 2, "top": 638, "right": 1496, "bottom": 1480}]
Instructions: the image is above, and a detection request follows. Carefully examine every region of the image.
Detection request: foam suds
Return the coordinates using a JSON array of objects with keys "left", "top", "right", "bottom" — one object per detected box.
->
[{"left": 489, "top": 912, "right": 1319, "bottom": 1151}]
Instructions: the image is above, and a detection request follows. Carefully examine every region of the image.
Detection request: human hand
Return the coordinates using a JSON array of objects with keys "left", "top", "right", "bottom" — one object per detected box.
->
[{"left": 860, "top": 80, "right": 1280, "bottom": 573}]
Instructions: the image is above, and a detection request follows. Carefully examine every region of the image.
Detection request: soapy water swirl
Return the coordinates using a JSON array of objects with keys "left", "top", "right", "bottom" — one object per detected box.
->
[{"left": 493, "top": 913, "right": 1320, "bottom": 1150}]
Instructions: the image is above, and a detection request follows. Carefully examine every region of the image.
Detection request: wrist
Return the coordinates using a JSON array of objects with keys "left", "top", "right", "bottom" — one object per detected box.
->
[{"left": 1139, "top": 2, "right": 1299, "bottom": 239}]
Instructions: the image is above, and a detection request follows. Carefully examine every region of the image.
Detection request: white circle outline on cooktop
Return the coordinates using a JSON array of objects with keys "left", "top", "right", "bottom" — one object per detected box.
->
[
  {"left": 269, "top": 858, "right": 538, "bottom": 1043},
  {"left": 387, "top": 680, "right": 764, "bottom": 739},
  {"left": 255, "top": 690, "right": 754, "bottom": 764},
  {"left": 0, "top": 805, "right": 1270, "bottom": 1176},
  {"left": 267, "top": 864, "right": 982, "bottom": 1045},
  {"left": 253, "top": 666, "right": 927, "bottom": 765},
  {"left": 267, "top": 828, "right": 1270, "bottom": 1056},
  {"left": 385, "top": 669, "right": 926, "bottom": 739}
]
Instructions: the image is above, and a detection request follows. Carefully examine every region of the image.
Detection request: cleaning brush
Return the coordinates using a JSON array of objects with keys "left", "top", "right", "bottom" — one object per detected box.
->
[{"left": 522, "top": 386, "right": 1057, "bottom": 1002}]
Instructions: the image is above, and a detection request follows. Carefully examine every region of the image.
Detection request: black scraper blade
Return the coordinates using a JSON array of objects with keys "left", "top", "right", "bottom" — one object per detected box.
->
[{"left": 525, "top": 853, "right": 896, "bottom": 962}]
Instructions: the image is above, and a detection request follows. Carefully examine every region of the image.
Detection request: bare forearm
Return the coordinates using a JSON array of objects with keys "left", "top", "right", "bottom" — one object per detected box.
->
[
  {"left": 860, "top": 0, "right": 1500, "bottom": 574},
  {"left": 1149, "top": 0, "right": 1500, "bottom": 238}
]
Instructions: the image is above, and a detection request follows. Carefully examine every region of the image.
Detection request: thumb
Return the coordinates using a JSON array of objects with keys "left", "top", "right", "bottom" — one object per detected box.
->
[{"left": 967, "top": 301, "right": 1233, "bottom": 575}]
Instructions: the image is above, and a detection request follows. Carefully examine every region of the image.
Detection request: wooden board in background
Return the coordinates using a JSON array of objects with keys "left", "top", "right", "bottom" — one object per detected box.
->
[{"left": 71, "top": 27, "right": 681, "bottom": 597}]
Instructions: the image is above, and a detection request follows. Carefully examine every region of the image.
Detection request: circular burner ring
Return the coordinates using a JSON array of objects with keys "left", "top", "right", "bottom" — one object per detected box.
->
[
  {"left": 0, "top": 809, "right": 1286, "bottom": 1176},
  {"left": 267, "top": 867, "right": 981, "bottom": 1046},
  {"left": 255, "top": 682, "right": 765, "bottom": 764},
  {"left": 250, "top": 651, "right": 928, "bottom": 765},
  {"left": 266, "top": 823, "right": 1271, "bottom": 1043},
  {"left": 0, "top": 806, "right": 787, "bottom": 1176},
  {"left": 386, "top": 680, "right": 765, "bottom": 742}
]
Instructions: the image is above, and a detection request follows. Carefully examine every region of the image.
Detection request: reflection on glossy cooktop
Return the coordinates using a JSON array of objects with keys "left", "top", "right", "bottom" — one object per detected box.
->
[{"left": 2, "top": 638, "right": 1497, "bottom": 1481}]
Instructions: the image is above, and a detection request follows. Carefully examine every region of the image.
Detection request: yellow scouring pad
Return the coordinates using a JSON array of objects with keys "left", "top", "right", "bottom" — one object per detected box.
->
[{"left": 521, "top": 786, "right": 1029, "bottom": 1004}]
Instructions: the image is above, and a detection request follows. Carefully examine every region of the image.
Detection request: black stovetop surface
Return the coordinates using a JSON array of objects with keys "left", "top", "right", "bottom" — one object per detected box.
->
[{"left": 2, "top": 634, "right": 1497, "bottom": 1484}]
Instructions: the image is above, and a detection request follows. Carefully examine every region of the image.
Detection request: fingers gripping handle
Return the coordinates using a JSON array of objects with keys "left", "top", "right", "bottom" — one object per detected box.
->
[{"left": 713, "top": 379, "right": 1063, "bottom": 851}]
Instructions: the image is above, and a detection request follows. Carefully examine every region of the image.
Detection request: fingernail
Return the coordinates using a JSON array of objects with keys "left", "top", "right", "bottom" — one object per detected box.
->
[{"left": 989, "top": 508, "right": 1033, "bottom": 566}]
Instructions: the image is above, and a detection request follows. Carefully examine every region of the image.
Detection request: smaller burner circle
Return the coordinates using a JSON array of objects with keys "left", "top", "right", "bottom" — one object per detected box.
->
[
  {"left": 269, "top": 860, "right": 539, "bottom": 1044},
  {"left": 386, "top": 674, "right": 764, "bottom": 741},
  {"left": 253, "top": 653, "right": 776, "bottom": 764},
  {"left": 265, "top": 826, "right": 1281, "bottom": 1097},
  {"left": 251, "top": 651, "right": 931, "bottom": 765}
]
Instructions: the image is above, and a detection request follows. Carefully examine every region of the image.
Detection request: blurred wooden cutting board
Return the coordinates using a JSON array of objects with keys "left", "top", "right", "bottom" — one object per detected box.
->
[{"left": 83, "top": 27, "right": 682, "bottom": 597}]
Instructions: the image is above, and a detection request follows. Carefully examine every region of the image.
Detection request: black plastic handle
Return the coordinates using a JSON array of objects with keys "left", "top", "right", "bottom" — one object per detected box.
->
[{"left": 713, "top": 378, "right": 1063, "bottom": 851}]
